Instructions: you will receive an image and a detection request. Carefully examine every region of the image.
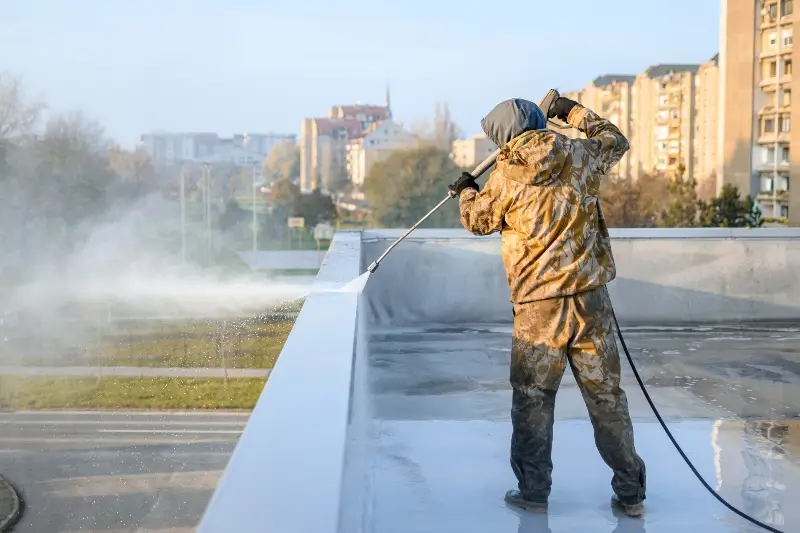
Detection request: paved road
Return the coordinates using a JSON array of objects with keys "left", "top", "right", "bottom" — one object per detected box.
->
[
  {"left": 0, "top": 410, "right": 249, "bottom": 533},
  {"left": 0, "top": 366, "right": 270, "bottom": 378}
]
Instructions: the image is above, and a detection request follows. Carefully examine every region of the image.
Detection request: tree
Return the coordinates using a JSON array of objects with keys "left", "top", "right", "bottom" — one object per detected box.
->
[
  {"left": 697, "top": 172, "right": 717, "bottom": 201},
  {"left": 0, "top": 72, "right": 45, "bottom": 141},
  {"left": 219, "top": 198, "right": 248, "bottom": 231},
  {"left": 108, "top": 145, "right": 155, "bottom": 199},
  {"left": 264, "top": 140, "right": 300, "bottom": 181},
  {"left": 411, "top": 102, "right": 461, "bottom": 152},
  {"left": 659, "top": 163, "right": 699, "bottom": 227},
  {"left": 364, "top": 145, "right": 463, "bottom": 228},
  {"left": 699, "top": 183, "right": 764, "bottom": 228},
  {"left": 599, "top": 176, "right": 643, "bottom": 227},
  {"left": 294, "top": 188, "right": 337, "bottom": 227},
  {"left": 268, "top": 177, "right": 301, "bottom": 206},
  {"left": 599, "top": 172, "right": 669, "bottom": 228}
]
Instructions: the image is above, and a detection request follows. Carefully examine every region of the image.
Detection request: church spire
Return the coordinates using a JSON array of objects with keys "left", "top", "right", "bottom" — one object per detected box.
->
[{"left": 385, "top": 83, "right": 392, "bottom": 119}]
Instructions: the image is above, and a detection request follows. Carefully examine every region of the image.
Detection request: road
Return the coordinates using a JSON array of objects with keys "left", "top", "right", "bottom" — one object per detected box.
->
[
  {"left": 0, "top": 410, "right": 249, "bottom": 533},
  {"left": 0, "top": 366, "right": 270, "bottom": 378}
]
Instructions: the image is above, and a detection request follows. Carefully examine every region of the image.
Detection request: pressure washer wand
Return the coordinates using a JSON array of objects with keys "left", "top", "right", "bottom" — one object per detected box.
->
[{"left": 366, "top": 150, "right": 499, "bottom": 274}]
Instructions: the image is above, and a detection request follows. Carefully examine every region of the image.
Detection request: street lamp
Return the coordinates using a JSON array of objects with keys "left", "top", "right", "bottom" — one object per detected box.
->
[{"left": 242, "top": 133, "right": 258, "bottom": 253}]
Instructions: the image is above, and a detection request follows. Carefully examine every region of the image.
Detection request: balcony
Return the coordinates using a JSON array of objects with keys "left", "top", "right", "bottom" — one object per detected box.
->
[{"left": 197, "top": 228, "right": 800, "bottom": 533}]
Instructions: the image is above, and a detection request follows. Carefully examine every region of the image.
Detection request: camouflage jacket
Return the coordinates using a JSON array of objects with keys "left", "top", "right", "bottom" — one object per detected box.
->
[{"left": 458, "top": 104, "right": 628, "bottom": 304}]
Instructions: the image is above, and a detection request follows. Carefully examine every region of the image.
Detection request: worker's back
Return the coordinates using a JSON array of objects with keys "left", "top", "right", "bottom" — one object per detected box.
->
[{"left": 485, "top": 127, "right": 616, "bottom": 304}]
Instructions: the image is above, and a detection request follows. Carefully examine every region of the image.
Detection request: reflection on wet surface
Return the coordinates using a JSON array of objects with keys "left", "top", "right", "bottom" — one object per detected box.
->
[{"left": 342, "top": 324, "right": 800, "bottom": 533}]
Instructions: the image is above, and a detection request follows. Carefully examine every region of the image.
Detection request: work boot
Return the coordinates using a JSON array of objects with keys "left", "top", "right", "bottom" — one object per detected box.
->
[
  {"left": 611, "top": 494, "right": 644, "bottom": 517},
  {"left": 504, "top": 490, "right": 547, "bottom": 513}
]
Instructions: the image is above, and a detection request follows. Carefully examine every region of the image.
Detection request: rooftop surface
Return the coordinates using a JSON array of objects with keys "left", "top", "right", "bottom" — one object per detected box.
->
[
  {"left": 198, "top": 229, "right": 800, "bottom": 533},
  {"left": 344, "top": 323, "right": 799, "bottom": 533}
]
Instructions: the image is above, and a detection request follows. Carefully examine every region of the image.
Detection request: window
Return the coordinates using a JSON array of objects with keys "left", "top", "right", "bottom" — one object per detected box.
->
[
  {"left": 785, "top": 59, "right": 793, "bottom": 74},
  {"left": 762, "top": 176, "right": 774, "bottom": 191},
  {"left": 781, "top": 116, "right": 791, "bottom": 131},
  {"left": 782, "top": 0, "right": 793, "bottom": 16},
  {"left": 785, "top": 89, "right": 792, "bottom": 105},
  {"left": 782, "top": 146, "right": 790, "bottom": 162},
  {"left": 764, "top": 118, "right": 776, "bottom": 132},
  {"left": 767, "top": 146, "right": 777, "bottom": 162},
  {"left": 769, "top": 3, "right": 778, "bottom": 19},
  {"left": 781, "top": 205, "right": 789, "bottom": 218},
  {"left": 784, "top": 32, "right": 794, "bottom": 46},
  {"left": 770, "top": 60, "right": 778, "bottom": 77},
  {"left": 770, "top": 32, "right": 778, "bottom": 46}
]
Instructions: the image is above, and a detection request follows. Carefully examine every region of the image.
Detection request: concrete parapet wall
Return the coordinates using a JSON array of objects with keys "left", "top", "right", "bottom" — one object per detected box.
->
[{"left": 361, "top": 228, "right": 800, "bottom": 326}]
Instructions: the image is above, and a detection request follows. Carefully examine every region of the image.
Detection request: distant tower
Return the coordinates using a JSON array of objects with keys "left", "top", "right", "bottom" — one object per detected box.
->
[{"left": 385, "top": 84, "right": 392, "bottom": 119}]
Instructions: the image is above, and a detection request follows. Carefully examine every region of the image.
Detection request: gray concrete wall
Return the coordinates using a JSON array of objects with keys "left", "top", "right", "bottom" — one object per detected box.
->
[{"left": 361, "top": 228, "right": 800, "bottom": 326}]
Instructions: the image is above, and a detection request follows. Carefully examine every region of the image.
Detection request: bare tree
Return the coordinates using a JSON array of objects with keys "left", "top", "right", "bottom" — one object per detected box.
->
[{"left": 0, "top": 72, "right": 46, "bottom": 141}]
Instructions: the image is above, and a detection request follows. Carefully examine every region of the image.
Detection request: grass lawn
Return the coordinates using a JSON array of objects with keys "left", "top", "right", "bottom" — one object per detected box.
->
[
  {"left": 2, "top": 317, "right": 296, "bottom": 369},
  {"left": 0, "top": 376, "right": 266, "bottom": 410}
]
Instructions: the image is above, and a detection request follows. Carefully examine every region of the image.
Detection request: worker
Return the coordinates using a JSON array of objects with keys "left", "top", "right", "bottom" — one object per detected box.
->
[{"left": 448, "top": 96, "right": 646, "bottom": 517}]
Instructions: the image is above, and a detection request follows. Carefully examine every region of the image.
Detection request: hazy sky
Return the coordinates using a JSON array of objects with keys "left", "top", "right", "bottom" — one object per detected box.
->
[{"left": 1, "top": 0, "right": 720, "bottom": 147}]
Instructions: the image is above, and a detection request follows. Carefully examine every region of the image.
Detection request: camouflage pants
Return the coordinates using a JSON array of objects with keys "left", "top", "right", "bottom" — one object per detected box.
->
[{"left": 509, "top": 285, "right": 646, "bottom": 504}]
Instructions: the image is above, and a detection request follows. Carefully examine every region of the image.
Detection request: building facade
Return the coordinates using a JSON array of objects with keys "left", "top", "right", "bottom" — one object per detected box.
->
[
  {"left": 300, "top": 90, "right": 392, "bottom": 193},
  {"left": 578, "top": 76, "right": 636, "bottom": 177},
  {"left": 346, "top": 120, "right": 417, "bottom": 187},
  {"left": 631, "top": 64, "right": 700, "bottom": 180},
  {"left": 451, "top": 134, "right": 497, "bottom": 169},
  {"left": 720, "top": 0, "right": 796, "bottom": 222},
  {"left": 694, "top": 55, "right": 721, "bottom": 187},
  {"left": 140, "top": 132, "right": 295, "bottom": 169}
]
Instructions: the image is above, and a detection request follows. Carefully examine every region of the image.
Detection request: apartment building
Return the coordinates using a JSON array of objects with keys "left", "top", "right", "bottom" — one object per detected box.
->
[
  {"left": 694, "top": 55, "right": 721, "bottom": 185},
  {"left": 579, "top": 76, "right": 636, "bottom": 177},
  {"left": 140, "top": 132, "right": 295, "bottom": 169},
  {"left": 631, "top": 64, "right": 700, "bottom": 180},
  {"left": 720, "top": 0, "right": 796, "bottom": 222},
  {"left": 300, "top": 94, "right": 392, "bottom": 193},
  {"left": 451, "top": 134, "right": 497, "bottom": 169},
  {"left": 346, "top": 120, "right": 417, "bottom": 187}
]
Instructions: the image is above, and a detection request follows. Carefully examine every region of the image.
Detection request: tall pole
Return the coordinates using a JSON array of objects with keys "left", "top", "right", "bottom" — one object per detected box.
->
[
  {"left": 180, "top": 165, "right": 186, "bottom": 264},
  {"left": 252, "top": 164, "right": 258, "bottom": 252},
  {"left": 206, "top": 165, "right": 212, "bottom": 263}
]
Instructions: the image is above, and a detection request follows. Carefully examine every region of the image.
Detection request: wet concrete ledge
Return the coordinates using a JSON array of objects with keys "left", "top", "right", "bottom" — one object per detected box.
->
[
  {"left": 197, "top": 231, "right": 362, "bottom": 533},
  {"left": 361, "top": 227, "right": 800, "bottom": 326}
]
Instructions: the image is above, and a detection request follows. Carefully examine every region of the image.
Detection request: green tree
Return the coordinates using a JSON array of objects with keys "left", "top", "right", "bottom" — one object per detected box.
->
[
  {"left": 659, "top": 164, "right": 700, "bottom": 227},
  {"left": 294, "top": 188, "right": 337, "bottom": 227},
  {"left": 599, "top": 172, "right": 669, "bottom": 228},
  {"left": 264, "top": 140, "right": 300, "bottom": 181},
  {"left": 364, "top": 145, "right": 463, "bottom": 228},
  {"left": 699, "top": 183, "right": 764, "bottom": 228}
]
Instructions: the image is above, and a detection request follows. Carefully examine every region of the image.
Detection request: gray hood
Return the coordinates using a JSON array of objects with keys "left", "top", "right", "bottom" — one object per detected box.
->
[{"left": 480, "top": 98, "right": 546, "bottom": 148}]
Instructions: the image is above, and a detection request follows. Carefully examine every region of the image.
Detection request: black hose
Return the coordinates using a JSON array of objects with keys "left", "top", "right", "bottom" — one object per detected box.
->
[{"left": 612, "top": 311, "right": 785, "bottom": 533}]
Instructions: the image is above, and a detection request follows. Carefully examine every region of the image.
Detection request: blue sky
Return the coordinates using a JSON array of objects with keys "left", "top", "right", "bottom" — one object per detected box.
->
[{"left": 1, "top": 0, "right": 720, "bottom": 147}]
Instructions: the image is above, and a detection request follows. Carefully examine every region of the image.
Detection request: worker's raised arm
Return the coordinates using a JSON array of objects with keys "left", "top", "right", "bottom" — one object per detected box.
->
[
  {"left": 449, "top": 171, "right": 513, "bottom": 236},
  {"left": 549, "top": 97, "right": 630, "bottom": 175}
]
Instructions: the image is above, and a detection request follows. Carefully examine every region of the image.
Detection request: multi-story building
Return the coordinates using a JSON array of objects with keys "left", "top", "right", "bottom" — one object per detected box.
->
[
  {"left": 720, "top": 0, "right": 796, "bottom": 222},
  {"left": 631, "top": 64, "right": 700, "bottom": 180},
  {"left": 139, "top": 132, "right": 219, "bottom": 168},
  {"left": 299, "top": 117, "right": 363, "bottom": 192},
  {"left": 140, "top": 132, "right": 295, "bottom": 169},
  {"left": 578, "top": 76, "right": 636, "bottom": 177},
  {"left": 694, "top": 55, "right": 721, "bottom": 186},
  {"left": 300, "top": 90, "right": 392, "bottom": 193},
  {"left": 451, "top": 134, "right": 497, "bottom": 169},
  {"left": 346, "top": 120, "right": 418, "bottom": 187}
]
